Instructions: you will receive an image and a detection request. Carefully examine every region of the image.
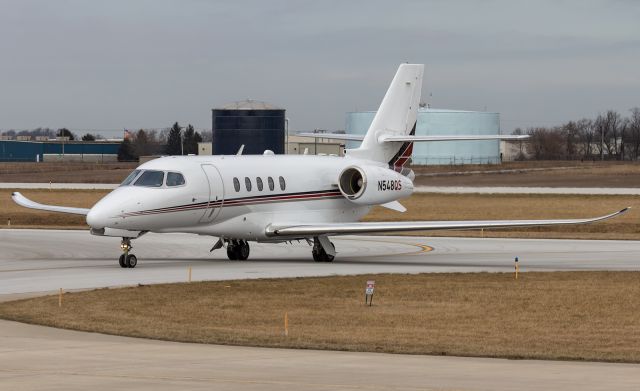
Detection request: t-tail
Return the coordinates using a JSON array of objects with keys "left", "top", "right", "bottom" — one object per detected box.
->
[{"left": 347, "top": 63, "right": 423, "bottom": 174}]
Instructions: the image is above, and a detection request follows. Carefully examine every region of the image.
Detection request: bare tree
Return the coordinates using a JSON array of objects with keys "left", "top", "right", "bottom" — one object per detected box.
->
[{"left": 627, "top": 108, "right": 640, "bottom": 160}]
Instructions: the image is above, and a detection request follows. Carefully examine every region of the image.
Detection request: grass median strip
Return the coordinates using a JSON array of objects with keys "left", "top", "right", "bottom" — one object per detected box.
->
[{"left": 1, "top": 272, "right": 640, "bottom": 362}]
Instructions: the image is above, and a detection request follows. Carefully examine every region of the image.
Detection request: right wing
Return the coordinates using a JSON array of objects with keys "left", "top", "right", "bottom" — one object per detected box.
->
[
  {"left": 266, "top": 208, "right": 629, "bottom": 237},
  {"left": 12, "top": 192, "right": 90, "bottom": 215}
]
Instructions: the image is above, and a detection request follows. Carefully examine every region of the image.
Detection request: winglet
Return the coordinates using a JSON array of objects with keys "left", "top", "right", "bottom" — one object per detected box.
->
[{"left": 12, "top": 191, "right": 90, "bottom": 215}]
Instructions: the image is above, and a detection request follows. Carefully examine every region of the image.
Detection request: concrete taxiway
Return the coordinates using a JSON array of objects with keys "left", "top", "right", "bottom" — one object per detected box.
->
[
  {"left": 1, "top": 319, "right": 639, "bottom": 391},
  {"left": 1, "top": 229, "right": 640, "bottom": 390},
  {"left": 2, "top": 229, "right": 640, "bottom": 295}
]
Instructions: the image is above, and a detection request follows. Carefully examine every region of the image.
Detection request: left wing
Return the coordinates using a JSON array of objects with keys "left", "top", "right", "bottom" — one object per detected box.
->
[
  {"left": 265, "top": 208, "right": 629, "bottom": 237},
  {"left": 12, "top": 192, "right": 90, "bottom": 215}
]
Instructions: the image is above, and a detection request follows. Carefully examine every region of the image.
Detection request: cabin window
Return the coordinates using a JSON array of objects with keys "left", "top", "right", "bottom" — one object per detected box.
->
[
  {"left": 279, "top": 176, "right": 286, "bottom": 191},
  {"left": 166, "top": 172, "right": 185, "bottom": 186},
  {"left": 245, "top": 177, "right": 252, "bottom": 191},
  {"left": 134, "top": 170, "right": 165, "bottom": 187},
  {"left": 121, "top": 170, "right": 141, "bottom": 186},
  {"left": 233, "top": 177, "right": 240, "bottom": 192},
  {"left": 268, "top": 176, "right": 275, "bottom": 191},
  {"left": 256, "top": 177, "right": 263, "bottom": 191}
]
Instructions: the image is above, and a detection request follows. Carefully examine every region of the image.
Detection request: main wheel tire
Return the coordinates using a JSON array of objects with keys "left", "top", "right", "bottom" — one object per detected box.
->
[
  {"left": 312, "top": 250, "right": 323, "bottom": 262},
  {"left": 118, "top": 254, "right": 127, "bottom": 268},
  {"left": 227, "top": 245, "right": 238, "bottom": 260},
  {"left": 126, "top": 254, "right": 137, "bottom": 268},
  {"left": 324, "top": 253, "right": 335, "bottom": 262},
  {"left": 237, "top": 242, "right": 250, "bottom": 260}
]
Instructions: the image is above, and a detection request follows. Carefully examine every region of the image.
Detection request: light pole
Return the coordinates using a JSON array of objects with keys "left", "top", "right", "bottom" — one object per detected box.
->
[{"left": 285, "top": 117, "right": 289, "bottom": 155}]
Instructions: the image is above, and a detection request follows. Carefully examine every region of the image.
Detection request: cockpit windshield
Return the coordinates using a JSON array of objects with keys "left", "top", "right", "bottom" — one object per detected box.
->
[
  {"left": 120, "top": 169, "right": 185, "bottom": 188},
  {"left": 134, "top": 170, "right": 165, "bottom": 187},
  {"left": 120, "top": 170, "right": 141, "bottom": 186}
]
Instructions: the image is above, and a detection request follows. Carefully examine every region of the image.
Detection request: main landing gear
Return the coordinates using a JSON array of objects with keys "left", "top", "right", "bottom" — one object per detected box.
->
[
  {"left": 227, "top": 240, "right": 250, "bottom": 261},
  {"left": 312, "top": 237, "right": 335, "bottom": 262},
  {"left": 118, "top": 237, "right": 137, "bottom": 268}
]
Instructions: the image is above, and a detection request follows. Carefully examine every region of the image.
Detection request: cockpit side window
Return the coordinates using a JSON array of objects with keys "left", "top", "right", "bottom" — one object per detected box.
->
[
  {"left": 166, "top": 172, "right": 185, "bottom": 186},
  {"left": 134, "top": 170, "right": 165, "bottom": 187},
  {"left": 121, "top": 169, "right": 141, "bottom": 186}
]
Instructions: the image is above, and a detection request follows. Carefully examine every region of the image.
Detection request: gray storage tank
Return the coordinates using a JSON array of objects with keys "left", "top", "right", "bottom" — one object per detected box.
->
[{"left": 212, "top": 100, "right": 285, "bottom": 155}]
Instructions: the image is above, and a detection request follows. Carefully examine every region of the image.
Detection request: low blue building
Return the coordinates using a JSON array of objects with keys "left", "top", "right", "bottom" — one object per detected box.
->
[
  {"left": 346, "top": 108, "right": 502, "bottom": 165},
  {"left": 0, "top": 140, "right": 120, "bottom": 162}
]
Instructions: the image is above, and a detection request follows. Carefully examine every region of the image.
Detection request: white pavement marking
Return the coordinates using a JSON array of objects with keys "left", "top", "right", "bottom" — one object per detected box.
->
[{"left": 414, "top": 186, "right": 640, "bottom": 195}]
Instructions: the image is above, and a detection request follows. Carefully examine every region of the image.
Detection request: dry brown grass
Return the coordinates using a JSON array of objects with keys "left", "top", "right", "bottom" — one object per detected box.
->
[
  {"left": 2, "top": 272, "right": 640, "bottom": 362},
  {"left": 366, "top": 193, "right": 640, "bottom": 240},
  {"left": 414, "top": 162, "right": 640, "bottom": 187},
  {"left": 0, "top": 189, "right": 106, "bottom": 228},
  {"left": 0, "top": 162, "right": 136, "bottom": 183}
]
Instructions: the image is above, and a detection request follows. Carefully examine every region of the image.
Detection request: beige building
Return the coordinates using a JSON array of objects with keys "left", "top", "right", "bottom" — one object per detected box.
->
[
  {"left": 197, "top": 136, "right": 344, "bottom": 156},
  {"left": 286, "top": 135, "right": 344, "bottom": 156}
]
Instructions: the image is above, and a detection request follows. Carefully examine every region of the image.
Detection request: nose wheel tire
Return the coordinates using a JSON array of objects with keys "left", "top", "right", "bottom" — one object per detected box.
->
[
  {"left": 119, "top": 254, "right": 137, "bottom": 268},
  {"left": 126, "top": 254, "right": 137, "bottom": 268}
]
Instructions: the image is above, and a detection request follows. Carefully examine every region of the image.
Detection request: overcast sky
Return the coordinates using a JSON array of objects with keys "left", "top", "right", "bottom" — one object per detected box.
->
[{"left": 0, "top": 0, "right": 638, "bottom": 136}]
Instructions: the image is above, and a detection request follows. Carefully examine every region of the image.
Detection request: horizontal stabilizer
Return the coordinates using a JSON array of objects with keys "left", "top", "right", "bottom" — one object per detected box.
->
[
  {"left": 12, "top": 192, "right": 90, "bottom": 215},
  {"left": 266, "top": 208, "right": 629, "bottom": 237},
  {"left": 296, "top": 132, "right": 365, "bottom": 141},
  {"left": 379, "top": 134, "right": 529, "bottom": 143}
]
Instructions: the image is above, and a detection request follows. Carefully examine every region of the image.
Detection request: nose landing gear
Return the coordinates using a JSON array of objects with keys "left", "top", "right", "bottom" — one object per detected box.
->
[{"left": 118, "top": 237, "right": 137, "bottom": 268}]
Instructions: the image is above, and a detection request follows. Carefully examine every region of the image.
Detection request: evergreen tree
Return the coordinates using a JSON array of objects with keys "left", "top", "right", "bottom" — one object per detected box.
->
[
  {"left": 117, "top": 138, "right": 137, "bottom": 161},
  {"left": 57, "top": 128, "right": 75, "bottom": 140},
  {"left": 183, "top": 124, "right": 202, "bottom": 155},
  {"left": 81, "top": 133, "right": 96, "bottom": 141},
  {"left": 165, "top": 122, "right": 183, "bottom": 155}
]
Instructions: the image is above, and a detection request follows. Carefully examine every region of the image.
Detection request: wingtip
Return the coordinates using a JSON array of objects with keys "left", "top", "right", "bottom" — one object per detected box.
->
[{"left": 620, "top": 206, "right": 631, "bottom": 214}]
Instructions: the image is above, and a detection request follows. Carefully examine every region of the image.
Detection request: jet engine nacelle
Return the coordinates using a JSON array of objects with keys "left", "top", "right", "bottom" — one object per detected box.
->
[{"left": 337, "top": 165, "right": 413, "bottom": 205}]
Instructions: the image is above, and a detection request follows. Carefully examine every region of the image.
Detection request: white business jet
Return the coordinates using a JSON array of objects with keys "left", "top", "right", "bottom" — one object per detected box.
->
[{"left": 12, "top": 64, "right": 628, "bottom": 268}]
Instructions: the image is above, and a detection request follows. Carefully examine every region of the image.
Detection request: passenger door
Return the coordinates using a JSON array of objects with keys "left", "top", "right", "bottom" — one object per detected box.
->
[{"left": 199, "top": 164, "right": 224, "bottom": 223}]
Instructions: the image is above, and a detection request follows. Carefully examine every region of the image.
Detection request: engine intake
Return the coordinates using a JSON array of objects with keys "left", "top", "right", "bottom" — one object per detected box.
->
[
  {"left": 338, "top": 167, "right": 366, "bottom": 200},
  {"left": 338, "top": 165, "right": 413, "bottom": 205}
]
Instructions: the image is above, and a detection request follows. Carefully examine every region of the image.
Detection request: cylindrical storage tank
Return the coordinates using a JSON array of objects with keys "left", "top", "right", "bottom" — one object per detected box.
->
[{"left": 212, "top": 100, "right": 285, "bottom": 155}]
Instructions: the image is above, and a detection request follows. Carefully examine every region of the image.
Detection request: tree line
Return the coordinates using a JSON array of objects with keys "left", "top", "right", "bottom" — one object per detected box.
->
[
  {"left": 117, "top": 122, "right": 208, "bottom": 161},
  {"left": 517, "top": 108, "right": 640, "bottom": 161}
]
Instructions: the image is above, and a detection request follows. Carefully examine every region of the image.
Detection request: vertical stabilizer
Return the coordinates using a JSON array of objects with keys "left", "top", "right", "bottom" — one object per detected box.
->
[{"left": 348, "top": 64, "right": 423, "bottom": 167}]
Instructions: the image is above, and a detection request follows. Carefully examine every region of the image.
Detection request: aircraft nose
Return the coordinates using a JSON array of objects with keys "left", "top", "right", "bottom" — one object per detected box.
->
[{"left": 86, "top": 206, "right": 110, "bottom": 228}]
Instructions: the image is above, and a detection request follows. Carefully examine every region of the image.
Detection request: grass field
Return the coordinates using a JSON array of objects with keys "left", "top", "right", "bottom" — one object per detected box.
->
[
  {"left": 1, "top": 190, "right": 638, "bottom": 239},
  {"left": 0, "top": 189, "right": 104, "bottom": 228},
  {"left": 2, "top": 272, "right": 639, "bottom": 362},
  {"left": 0, "top": 162, "right": 135, "bottom": 183}
]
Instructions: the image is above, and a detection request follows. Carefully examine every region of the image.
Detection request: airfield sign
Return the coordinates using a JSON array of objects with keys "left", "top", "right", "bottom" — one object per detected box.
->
[{"left": 365, "top": 280, "right": 375, "bottom": 305}]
